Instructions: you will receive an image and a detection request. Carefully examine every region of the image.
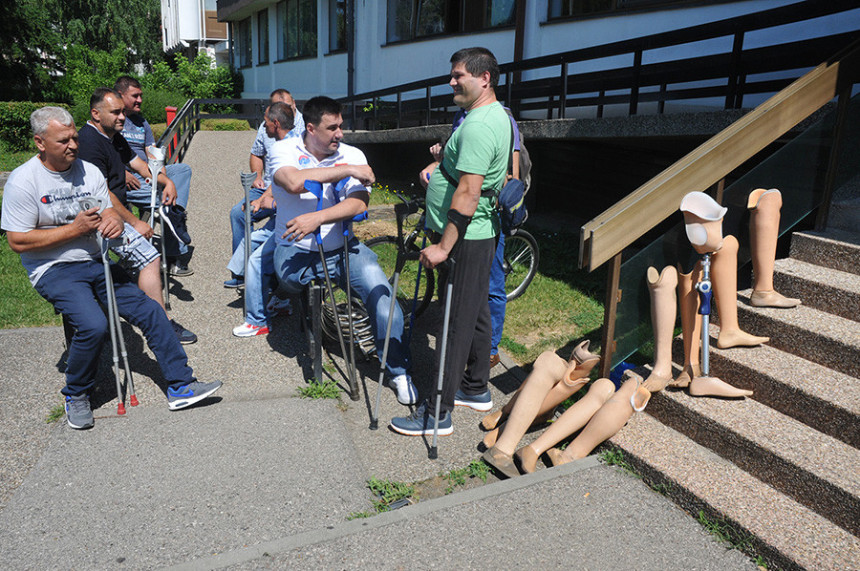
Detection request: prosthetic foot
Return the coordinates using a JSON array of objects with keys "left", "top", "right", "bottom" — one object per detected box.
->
[{"left": 689, "top": 375, "right": 753, "bottom": 398}]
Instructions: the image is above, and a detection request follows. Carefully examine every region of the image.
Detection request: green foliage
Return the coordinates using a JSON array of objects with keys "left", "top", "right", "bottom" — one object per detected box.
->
[
  {"left": 346, "top": 511, "right": 373, "bottom": 520},
  {"left": 367, "top": 477, "right": 416, "bottom": 512},
  {"left": 0, "top": 235, "right": 61, "bottom": 329},
  {"left": 142, "top": 53, "right": 241, "bottom": 112},
  {"left": 61, "top": 44, "right": 131, "bottom": 124},
  {"left": 140, "top": 89, "right": 187, "bottom": 125},
  {"left": 441, "top": 460, "right": 491, "bottom": 494},
  {"left": 297, "top": 379, "right": 341, "bottom": 399},
  {"left": 0, "top": 102, "right": 71, "bottom": 152},
  {"left": 200, "top": 119, "right": 254, "bottom": 131},
  {"left": 598, "top": 446, "right": 640, "bottom": 478},
  {"left": 46, "top": 404, "right": 65, "bottom": 424},
  {"left": 0, "top": 1, "right": 63, "bottom": 100}
]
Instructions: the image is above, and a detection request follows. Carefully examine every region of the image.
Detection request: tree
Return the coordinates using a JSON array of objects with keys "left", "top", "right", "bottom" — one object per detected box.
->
[{"left": 0, "top": 0, "right": 62, "bottom": 100}]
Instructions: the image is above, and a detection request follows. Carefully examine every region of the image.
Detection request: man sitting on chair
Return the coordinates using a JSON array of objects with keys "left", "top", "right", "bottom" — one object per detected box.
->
[{"left": 1, "top": 106, "right": 221, "bottom": 430}]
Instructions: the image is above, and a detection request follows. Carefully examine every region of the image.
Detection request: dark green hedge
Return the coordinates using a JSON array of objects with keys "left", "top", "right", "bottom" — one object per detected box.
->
[{"left": 0, "top": 101, "right": 71, "bottom": 152}]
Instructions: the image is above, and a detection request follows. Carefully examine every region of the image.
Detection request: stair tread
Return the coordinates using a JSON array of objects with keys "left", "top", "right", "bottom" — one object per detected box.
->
[
  {"left": 737, "top": 288, "right": 860, "bottom": 349},
  {"left": 609, "top": 413, "right": 860, "bottom": 570},
  {"left": 651, "top": 371, "right": 860, "bottom": 498},
  {"left": 775, "top": 257, "right": 860, "bottom": 292},
  {"left": 705, "top": 324, "right": 860, "bottom": 420}
]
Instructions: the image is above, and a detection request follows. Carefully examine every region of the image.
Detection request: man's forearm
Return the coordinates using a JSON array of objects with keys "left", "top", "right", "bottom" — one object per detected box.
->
[
  {"left": 6, "top": 225, "right": 85, "bottom": 253},
  {"left": 275, "top": 165, "right": 363, "bottom": 194},
  {"left": 250, "top": 154, "right": 264, "bottom": 176}
]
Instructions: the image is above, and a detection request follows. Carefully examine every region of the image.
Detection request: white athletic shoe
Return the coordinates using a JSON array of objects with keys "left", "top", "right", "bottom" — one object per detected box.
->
[
  {"left": 389, "top": 374, "right": 418, "bottom": 405},
  {"left": 232, "top": 322, "right": 270, "bottom": 337}
]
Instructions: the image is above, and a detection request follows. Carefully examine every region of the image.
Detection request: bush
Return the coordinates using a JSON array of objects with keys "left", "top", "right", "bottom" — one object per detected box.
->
[
  {"left": 141, "top": 88, "right": 187, "bottom": 124},
  {"left": 0, "top": 101, "right": 72, "bottom": 152}
]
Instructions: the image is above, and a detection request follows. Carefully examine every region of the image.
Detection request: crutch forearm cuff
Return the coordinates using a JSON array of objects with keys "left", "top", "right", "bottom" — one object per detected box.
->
[{"left": 446, "top": 208, "right": 472, "bottom": 242}]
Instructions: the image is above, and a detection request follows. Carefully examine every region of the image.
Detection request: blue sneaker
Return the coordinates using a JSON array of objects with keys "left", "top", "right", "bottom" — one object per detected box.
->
[
  {"left": 390, "top": 400, "right": 452, "bottom": 436},
  {"left": 224, "top": 277, "right": 244, "bottom": 288},
  {"left": 167, "top": 380, "right": 222, "bottom": 410},
  {"left": 454, "top": 388, "right": 493, "bottom": 412},
  {"left": 65, "top": 395, "right": 94, "bottom": 430}
]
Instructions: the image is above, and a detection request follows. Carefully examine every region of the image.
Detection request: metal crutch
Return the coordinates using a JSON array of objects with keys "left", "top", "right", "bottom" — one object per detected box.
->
[
  {"left": 430, "top": 255, "right": 456, "bottom": 460},
  {"left": 330, "top": 177, "right": 368, "bottom": 401},
  {"left": 240, "top": 172, "right": 257, "bottom": 317},
  {"left": 98, "top": 234, "right": 138, "bottom": 414},
  {"left": 696, "top": 253, "right": 713, "bottom": 376},
  {"left": 146, "top": 145, "right": 171, "bottom": 310},
  {"left": 370, "top": 199, "right": 419, "bottom": 429},
  {"left": 304, "top": 180, "right": 357, "bottom": 392}
]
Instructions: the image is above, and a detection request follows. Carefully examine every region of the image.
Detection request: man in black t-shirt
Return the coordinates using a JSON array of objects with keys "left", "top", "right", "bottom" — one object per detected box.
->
[{"left": 77, "top": 87, "right": 196, "bottom": 344}]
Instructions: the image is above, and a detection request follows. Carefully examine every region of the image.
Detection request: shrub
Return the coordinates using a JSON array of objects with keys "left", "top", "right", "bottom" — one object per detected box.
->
[
  {"left": 141, "top": 88, "right": 187, "bottom": 124},
  {"left": 0, "top": 101, "right": 72, "bottom": 152}
]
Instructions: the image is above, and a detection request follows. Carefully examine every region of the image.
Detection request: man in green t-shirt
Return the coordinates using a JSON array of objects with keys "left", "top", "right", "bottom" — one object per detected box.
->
[{"left": 391, "top": 47, "right": 511, "bottom": 437}]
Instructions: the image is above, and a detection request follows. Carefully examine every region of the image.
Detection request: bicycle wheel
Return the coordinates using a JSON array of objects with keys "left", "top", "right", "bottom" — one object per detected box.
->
[
  {"left": 365, "top": 235, "right": 435, "bottom": 320},
  {"left": 504, "top": 229, "right": 539, "bottom": 301}
]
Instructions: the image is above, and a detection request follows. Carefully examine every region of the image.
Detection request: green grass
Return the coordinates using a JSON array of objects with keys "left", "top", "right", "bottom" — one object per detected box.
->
[
  {"left": 297, "top": 379, "right": 341, "bottom": 399},
  {"left": 367, "top": 476, "right": 416, "bottom": 512},
  {"left": 46, "top": 403, "right": 65, "bottom": 424},
  {"left": 440, "top": 459, "right": 491, "bottom": 494},
  {"left": 0, "top": 141, "right": 33, "bottom": 171},
  {"left": 0, "top": 236, "right": 61, "bottom": 329}
]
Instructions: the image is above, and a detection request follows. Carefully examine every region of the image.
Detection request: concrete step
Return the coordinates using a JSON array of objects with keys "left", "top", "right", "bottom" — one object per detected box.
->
[
  {"left": 640, "top": 377, "right": 860, "bottom": 536},
  {"left": 609, "top": 413, "right": 860, "bottom": 571},
  {"left": 688, "top": 325, "right": 860, "bottom": 449},
  {"left": 772, "top": 258, "right": 860, "bottom": 322},
  {"left": 735, "top": 289, "right": 860, "bottom": 378},
  {"left": 790, "top": 229, "right": 860, "bottom": 276}
]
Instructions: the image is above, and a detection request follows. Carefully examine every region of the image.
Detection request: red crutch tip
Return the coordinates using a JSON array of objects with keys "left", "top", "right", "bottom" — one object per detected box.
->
[
  {"left": 129, "top": 395, "right": 139, "bottom": 406},
  {"left": 117, "top": 403, "right": 126, "bottom": 415}
]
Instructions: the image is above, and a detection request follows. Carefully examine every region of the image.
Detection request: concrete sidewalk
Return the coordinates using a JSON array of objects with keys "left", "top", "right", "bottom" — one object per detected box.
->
[{"left": 0, "top": 131, "right": 755, "bottom": 569}]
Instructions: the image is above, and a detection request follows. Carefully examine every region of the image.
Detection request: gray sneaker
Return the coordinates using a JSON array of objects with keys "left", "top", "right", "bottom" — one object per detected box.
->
[
  {"left": 65, "top": 395, "right": 94, "bottom": 430},
  {"left": 167, "top": 380, "right": 222, "bottom": 410}
]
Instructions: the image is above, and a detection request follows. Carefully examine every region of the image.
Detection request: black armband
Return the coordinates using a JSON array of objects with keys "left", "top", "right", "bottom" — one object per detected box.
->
[{"left": 446, "top": 208, "right": 472, "bottom": 242}]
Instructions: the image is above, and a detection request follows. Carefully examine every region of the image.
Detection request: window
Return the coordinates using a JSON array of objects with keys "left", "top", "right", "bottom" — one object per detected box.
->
[
  {"left": 277, "top": 0, "right": 318, "bottom": 60},
  {"left": 386, "top": 0, "right": 516, "bottom": 43},
  {"left": 235, "top": 17, "right": 252, "bottom": 68},
  {"left": 329, "top": 0, "right": 346, "bottom": 52},
  {"left": 548, "top": 0, "right": 692, "bottom": 20},
  {"left": 258, "top": 9, "right": 269, "bottom": 64}
]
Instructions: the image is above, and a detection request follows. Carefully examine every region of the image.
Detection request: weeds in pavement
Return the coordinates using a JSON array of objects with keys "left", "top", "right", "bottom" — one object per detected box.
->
[
  {"left": 46, "top": 403, "right": 65, "bottom": 424},
  {"left": 441, "top": 459, "right": 491, "bottom": 494},
  {"left": 367, "top": 476, "right": 416, "bottom": 513},
  {"left": 598, "top": 446, "right": 640, "bottom": 478},
  {"left": 297, "top": 379, "right": 340, "bottom": 399}
]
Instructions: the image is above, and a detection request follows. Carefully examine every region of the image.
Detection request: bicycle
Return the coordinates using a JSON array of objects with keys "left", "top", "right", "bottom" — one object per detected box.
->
[{"left": 502, "top": 227, "right": 539, "bottom": 301}]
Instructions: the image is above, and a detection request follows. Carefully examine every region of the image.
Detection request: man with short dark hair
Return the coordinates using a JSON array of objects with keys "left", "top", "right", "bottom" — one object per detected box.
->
[
  {"left": 270, "top": 96, "right": 417, "bottom": 405},
  {"left": 77, "top": 87, "right": 196, "bottom": 344},
  {"left": 114, "top": 75, "right": 194, "bottom": 276},
  {"left": 1, "top": 106, "right": 220, "bottom": 430},
  {"left": 225, "top": 88, "right": 305, "bottom": 288},
  {"left": 391, "top": 47, "right": 512, "bottom": 436}
]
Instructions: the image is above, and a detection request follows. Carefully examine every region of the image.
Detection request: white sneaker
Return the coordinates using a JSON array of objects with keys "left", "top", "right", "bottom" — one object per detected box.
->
[
  {"left": 389, "top": 374, "right": 418, "bottom": 405},
  {"left": 266, "top": 296, "right": 293, "bottom": 315},
  {"left": 232, "top": 322, "right": 270, "bottom": 337}
]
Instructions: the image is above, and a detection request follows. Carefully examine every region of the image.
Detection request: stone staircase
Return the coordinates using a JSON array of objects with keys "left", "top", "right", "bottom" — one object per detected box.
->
[{"left": 607, "top": 228, "right": 860, "bottom": 570}]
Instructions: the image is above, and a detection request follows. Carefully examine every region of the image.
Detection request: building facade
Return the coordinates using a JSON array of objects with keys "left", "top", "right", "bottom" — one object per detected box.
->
[{"left": 163, "top": 0, "right": 231, "bottom": 65}]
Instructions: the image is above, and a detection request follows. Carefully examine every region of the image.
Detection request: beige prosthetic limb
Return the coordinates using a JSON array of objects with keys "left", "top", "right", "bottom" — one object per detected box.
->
[
  {"left": 747, "top": 188, "right": 800, "bottom": 308},
  {"left": 642, "top": 266, "right": 677, "bottom": 393},
  {"left": 481, "top": 340, "right": 599, "bottom": 431},
  {"left": 545, "top": 374, "right": 642, "bottom": 467},
  {"left": 513, "top": 378, "right": 616, "bottom": 473},
  {"left": 712, "top": 235, "right": 769, "bottom": 349},
  {"left": 482, "top": 347, "right": 599, "bottom": 449},
  {"left": 675, "top": 245, "right": 753, "bottom": 398}
]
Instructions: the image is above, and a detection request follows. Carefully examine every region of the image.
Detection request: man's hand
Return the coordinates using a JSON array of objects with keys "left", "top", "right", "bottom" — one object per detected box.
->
[
  {"left": 98, "top": 209, "right": 124, "bottom": 239},
  {"left": 131, "top": 218, "right": 153, "bottom": 240},
  {"left": 283, "top": 211, "right": 324, "bottom": 243},
  {"left": 429, "top": 143, "right": 444, "bottom": 163},
  {"left": 161, "top": 178, "right": 177, "bottom": 205},
  {"left": 420, "top": 243, "right": 449, "bottom": 269},
  {"left": 252, "top": 174, "right": 266, "bottom": 189},
  {"left": 125, "top": 171, "right": 142, "bottom": 190},
  {"left": 349, "top": 164, "right": 375, "bottom": 186},
  {"left": 72, "top": 207, "right": 102, "bottom": 237},
  {"left": 419, "top": 162, "right": 438, "bottom": 189}
]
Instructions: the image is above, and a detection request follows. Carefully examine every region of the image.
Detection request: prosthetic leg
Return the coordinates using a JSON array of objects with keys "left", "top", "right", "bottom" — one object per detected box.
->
[
  {"left": 676, "top": 192, "right": 754, "bottom": 397},
  {"left": 747, "top": 188, "right": 800, "bottom": 308},
  {"left": 239, "top": 172, "right": 257, "bottom": 318}
]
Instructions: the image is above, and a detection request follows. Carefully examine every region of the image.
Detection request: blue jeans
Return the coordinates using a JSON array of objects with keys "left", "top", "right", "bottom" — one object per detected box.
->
[
  {"left": 230, "top": 186, "right": 276, "bottom": 253},
  {"left": 488, "top": 231, "right": 507, "bottom": 356},
  {"left": 127, "top": 163, "right": 192, "bottom": 255},
  {"left": 273, "top": 238, "right": 410, "bottom": 377},
  {"left": 34, "top": 261, "right": 194, "bottom": 397},
  {"left": 228, "top": 226, "right": 277, "bottom": 327}
]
